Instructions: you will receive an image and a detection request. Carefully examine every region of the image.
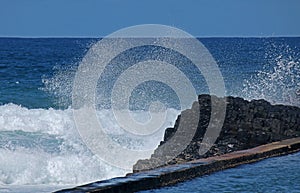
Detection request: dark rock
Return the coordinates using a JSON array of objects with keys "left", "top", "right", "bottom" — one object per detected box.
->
[{"left": 133, "top": 95, "right": 300, "bottom": 172}]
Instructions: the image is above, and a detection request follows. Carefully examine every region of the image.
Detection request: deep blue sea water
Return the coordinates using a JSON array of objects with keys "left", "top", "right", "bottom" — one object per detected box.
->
[
  {"left": 0, "top": 37, "right": 299, "bottom": 192},
  {"left": 1, "top": 37, "right": 300, "bottom": 109}
]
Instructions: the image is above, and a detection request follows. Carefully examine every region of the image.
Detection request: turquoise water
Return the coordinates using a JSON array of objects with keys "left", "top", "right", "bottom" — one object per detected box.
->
[{"left": 140, "top": 152, "right": 300, "bottom": 193}]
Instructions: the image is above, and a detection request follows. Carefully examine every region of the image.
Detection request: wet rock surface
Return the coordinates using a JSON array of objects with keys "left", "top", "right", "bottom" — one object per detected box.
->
[{"left": 134, "top": 95, "right": 300, "bottom": 172}]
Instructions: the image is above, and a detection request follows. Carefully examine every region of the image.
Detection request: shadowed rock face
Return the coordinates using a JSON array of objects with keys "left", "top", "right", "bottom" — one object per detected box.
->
[{"left": 133, "top": 95, "right": 300, "bottom": 172}]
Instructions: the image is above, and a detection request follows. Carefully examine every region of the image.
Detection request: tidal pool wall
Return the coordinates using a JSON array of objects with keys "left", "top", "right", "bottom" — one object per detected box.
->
[{"left": 55, "top": 137, "right": 300, "bottom": 193}]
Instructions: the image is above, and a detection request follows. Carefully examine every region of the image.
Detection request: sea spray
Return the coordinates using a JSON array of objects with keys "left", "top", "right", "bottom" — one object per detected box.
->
[
  {"left": 242, "top": 43, "right": 300, "bottom": 107},
  {"left": 0, "top": 103, "right": 179, "bottom": 185},
  {"left": 1, "top": 37, "right": 300, "bottom": 190},
  {"left": 0, "top": 104, "right": 121, "bottom": 185}
]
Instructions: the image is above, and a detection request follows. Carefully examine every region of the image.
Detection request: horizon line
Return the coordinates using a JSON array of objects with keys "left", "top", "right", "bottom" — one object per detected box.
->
[{"left": 0, "top": 35, "right": 300, "bottom": 39}]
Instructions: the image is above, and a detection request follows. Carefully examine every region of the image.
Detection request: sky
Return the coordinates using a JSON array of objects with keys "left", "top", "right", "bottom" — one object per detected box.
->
[{"left": 0, "top": 0, "right": 300, "bottom": 37}]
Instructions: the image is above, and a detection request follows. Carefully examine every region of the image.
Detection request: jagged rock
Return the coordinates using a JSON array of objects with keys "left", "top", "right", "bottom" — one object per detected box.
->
[{"left": 133, "top": 95, "right": 300, "bottom": 172}]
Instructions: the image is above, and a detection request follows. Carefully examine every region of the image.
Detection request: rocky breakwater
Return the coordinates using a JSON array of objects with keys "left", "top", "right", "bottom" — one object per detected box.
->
[{"left": 134, "top": 95, "right": 300, "bottom": 172}]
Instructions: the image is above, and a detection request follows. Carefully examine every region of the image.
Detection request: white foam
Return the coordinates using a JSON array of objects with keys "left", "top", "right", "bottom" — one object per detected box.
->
[
  {"left": 0, "top": 104, "right": 74, "bottom": 135},
  {"left": 0, "top": 103, "right": 179, "bottom": 187}
]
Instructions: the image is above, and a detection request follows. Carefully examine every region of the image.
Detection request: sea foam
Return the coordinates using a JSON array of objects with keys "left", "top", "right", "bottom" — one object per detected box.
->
[{"left": 0, "top": 103, "right": 179, "bottom": 186}]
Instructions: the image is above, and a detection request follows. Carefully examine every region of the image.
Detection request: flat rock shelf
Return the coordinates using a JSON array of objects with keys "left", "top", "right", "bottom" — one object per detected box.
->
[{"left": 55, "top": 137, "right": 300, "bottom": 193}]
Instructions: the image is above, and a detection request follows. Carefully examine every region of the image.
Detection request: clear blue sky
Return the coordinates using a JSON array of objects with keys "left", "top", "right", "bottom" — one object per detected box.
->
[{"left": 0, "top": 0, "right": 300, "bottom": 37}]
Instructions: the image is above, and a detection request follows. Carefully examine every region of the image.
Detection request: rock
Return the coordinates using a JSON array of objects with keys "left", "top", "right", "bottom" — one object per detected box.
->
[
  {"left": 228, "top": 144, "right": 234, "bottom": 148},
  {"left": 133, "top": 95, "right": 300, "bottom": 172}
]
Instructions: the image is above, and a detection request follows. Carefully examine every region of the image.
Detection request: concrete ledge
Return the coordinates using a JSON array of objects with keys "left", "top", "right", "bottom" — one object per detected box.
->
[{"left": 55, "top": 137, "right": 300, "bottom": 193}]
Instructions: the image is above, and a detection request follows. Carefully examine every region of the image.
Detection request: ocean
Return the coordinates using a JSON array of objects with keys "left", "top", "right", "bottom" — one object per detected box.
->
[{"left": 0, "top": 37, "right": 299, "bottom": 192}]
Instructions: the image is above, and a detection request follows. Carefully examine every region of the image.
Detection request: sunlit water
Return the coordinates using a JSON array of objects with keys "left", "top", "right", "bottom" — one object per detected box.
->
[{"left": 0, "top": 37, "right": 300, "bottom": 192}]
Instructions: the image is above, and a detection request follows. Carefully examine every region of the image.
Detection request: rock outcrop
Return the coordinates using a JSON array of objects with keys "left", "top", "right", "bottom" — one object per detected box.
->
[{"left": 134, "top": 95, "right": 300, "bottom": 172}]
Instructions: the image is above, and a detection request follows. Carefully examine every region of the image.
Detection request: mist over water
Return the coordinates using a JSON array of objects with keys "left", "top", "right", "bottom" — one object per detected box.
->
[
  {"left": 43, "top": 38, "right": 300, "bottom": 110},
  {"left": 242, "top": 43, "right": 300, "bottom": 107},
  {"left": 1, "top": 37, "right": 300, "bottom": 192}
]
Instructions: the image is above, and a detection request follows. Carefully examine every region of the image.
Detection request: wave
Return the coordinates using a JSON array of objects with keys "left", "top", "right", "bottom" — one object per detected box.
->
[
  {"left": 0, "top": 104, "right": 179, "bottom": 186},
  {"left": 242, "top": 44, "right": 300, "bottom": 107}
]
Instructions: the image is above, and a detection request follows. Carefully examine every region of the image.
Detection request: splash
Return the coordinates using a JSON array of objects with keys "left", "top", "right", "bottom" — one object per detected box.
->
[
  {"left": 242, "top": 43, "right": 300, "bottom": 106},
  {"left": 0, "top": 104, "right": 125, "bottom": 186},
  {"left": 42, "top": 40, "right": 97, "bottom": 109},
  {"left": 42, "top": 65, "right": 77, "bottom": 109},
  {"left": 0, "top": 103, "right": 179, "bottom": 187}
]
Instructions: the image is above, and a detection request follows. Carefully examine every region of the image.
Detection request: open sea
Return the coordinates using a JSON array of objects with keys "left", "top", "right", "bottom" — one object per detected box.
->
[{"left": 0, "top": 37, "right": 299, "bottom": 192}]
